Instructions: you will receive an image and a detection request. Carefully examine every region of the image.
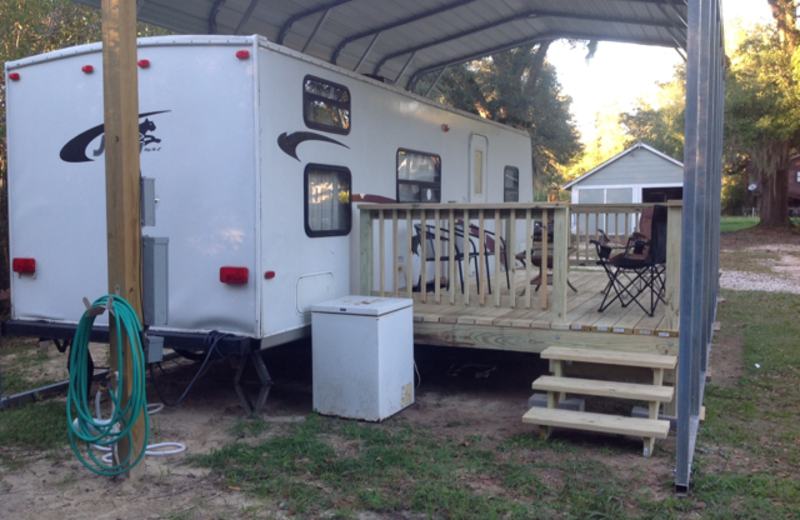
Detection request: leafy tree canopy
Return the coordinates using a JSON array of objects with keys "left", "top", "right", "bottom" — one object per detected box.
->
[{"left": 414, "top": 42, "right": 583, "bottom": 197}]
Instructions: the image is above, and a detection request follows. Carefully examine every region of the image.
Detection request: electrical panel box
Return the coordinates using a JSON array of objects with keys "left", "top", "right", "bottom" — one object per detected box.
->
[
  {"left": 143, "top": 236, "right": 168, "bottom": 326},
  {"left": 146, "top": 334, "right": 164, "bottom": 364},
  {"left": 140, "top": 177, "right": 156, "bottom": 227}
]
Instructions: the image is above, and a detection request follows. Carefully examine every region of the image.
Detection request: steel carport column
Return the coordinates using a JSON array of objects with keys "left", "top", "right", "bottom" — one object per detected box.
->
[{"left": 676, "top": 0, "right": 723, "bottom": 493}]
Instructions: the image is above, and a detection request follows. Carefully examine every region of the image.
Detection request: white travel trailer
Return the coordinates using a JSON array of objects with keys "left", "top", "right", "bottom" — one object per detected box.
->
[{"left": 4, "top": 35, "right": 532, "bottom": 354}]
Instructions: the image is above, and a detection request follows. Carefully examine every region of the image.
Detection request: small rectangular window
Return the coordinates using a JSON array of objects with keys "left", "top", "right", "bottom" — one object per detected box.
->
[
  {"left": 796, "top": 171, "right": 800, "bottom": 183},
  {"left": 397, "top": 149, "right": 441, "bottom": 203},
  {"left": 474, "top": 150, "right": 484, "bottom": 196},
  {"left": 303, "top": 75, "right": 351, "bottom": 135},
  {"left": 504, "top": 166, "right": 519, "bottom": 202},
  {"left": 304, "top": 164, "right": 352, "bottom": 237}
]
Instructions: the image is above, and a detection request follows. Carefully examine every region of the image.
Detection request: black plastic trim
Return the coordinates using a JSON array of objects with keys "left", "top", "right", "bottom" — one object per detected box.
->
[{"left": 1, "top": 320, "right": 256, "bottom": 357}]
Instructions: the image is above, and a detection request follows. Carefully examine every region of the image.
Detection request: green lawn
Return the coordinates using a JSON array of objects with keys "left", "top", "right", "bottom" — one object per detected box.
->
[{"left": 720, "top": 216, "right": 759, "bottom": 233}]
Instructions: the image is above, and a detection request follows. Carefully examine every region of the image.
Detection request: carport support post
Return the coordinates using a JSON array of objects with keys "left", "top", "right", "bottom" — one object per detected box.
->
[{"left": 102, "top": 0, "right": 146, "bottom": 480}]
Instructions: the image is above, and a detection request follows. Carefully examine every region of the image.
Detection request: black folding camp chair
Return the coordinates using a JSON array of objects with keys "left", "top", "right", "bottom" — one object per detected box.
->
[{"left": 592, "top": 205, "right": 668, "bottom": 317}]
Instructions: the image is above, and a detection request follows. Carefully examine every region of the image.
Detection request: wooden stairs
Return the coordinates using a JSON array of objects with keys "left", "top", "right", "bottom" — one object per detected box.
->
[{"left": 522, "top": 346, "right": 678, "bottom": 457}]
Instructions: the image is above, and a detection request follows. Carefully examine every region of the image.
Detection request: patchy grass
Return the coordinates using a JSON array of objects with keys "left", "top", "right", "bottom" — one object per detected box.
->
[
  {"left": 0, "top": 336, "right": 58, "bottom": 395},
  {"left": 0, "top": 401, "right": 69, "bottom": 467},
  {"left": 190, "top": 288, "right": 800, "bottom": 519},
  {"left": 718, "top": 250, "right": 780, "bottom": 275},
  {"left": 720, "top": 216, "right": 759, "bottom": 233}
]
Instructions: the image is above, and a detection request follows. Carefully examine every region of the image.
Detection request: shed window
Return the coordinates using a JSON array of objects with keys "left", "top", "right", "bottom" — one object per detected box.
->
[
  {"left": 303, "top": 76, "right": 351, "bottom": 135},
  {"left": 304, "top": 164, "right": 351, "bottom": 237},
  {"left": 397, "top": 149, "right": 441, "bottom": 203},
  {"left": 504, "top": 166, "right": 519, "bottom": 202}
]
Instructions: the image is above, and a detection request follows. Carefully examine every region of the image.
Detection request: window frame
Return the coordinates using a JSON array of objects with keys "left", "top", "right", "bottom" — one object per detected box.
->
[
  {"left": 503, "top": 165, "right": 520, "bottom": 202},
  {"left": 302, "top": 75, "right": 351, "bottom": 136},
  {"left": 396, "top": 148, "right": 442, "bottom": 203},
  {"left": 303, "top": 163, "right": 352, "bottom": 238}
]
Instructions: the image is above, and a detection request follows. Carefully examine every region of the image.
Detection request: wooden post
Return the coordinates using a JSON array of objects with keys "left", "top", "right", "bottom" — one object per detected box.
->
[
  {"left": 360, "top": 209, "right": 374, "bottom": 295},
  {"left": 665, "top": 201, "right": 683, "bottom": 331},
  {"left": 552, "top": 206, "right": 569, "bottom": 324},
  {"left": 102, "top": 0, "right": 145, "bottom": 479}
]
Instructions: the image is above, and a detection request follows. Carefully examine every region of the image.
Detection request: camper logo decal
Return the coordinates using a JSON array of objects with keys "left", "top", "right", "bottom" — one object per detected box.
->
[
  {"left": 59, "top": 110, "right": 170, "bottom": 163},
  {"left": 277, "top": 131, "right": 349, "bottom": 161}
]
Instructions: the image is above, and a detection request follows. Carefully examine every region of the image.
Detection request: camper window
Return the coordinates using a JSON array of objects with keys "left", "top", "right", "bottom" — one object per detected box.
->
[
  {"left": 397, "top": 149, "right": 441, "bottom": 203},
  {"left": 504, "top": 166, "right": 519, "bottom": 202},
  {"left": 304, "top": 164, "right": 352, "bottom": 237},
  {"left": 303, "top": 76, "right": 351, "bottom": 135}
]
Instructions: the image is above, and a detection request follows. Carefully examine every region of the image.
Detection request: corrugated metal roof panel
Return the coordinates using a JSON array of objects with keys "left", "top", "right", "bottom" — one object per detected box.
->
[{"left": 70, "top": 0, "right": 688, "bottom": 88}]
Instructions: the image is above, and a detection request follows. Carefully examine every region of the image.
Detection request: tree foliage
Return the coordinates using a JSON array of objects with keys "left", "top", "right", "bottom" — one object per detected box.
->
[
  {"left": 415, "top": 42, "right": 583, "bottom": 198},
  {"left": 723, "top": 2, "right": 800, "bottom": 227}
]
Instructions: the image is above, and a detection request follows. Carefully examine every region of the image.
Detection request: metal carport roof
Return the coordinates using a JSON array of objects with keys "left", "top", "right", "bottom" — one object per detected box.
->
[
  {"left": 72, "top": 0, "right": 688, "bottom": 90},
  {"left": 68, "top": 0, "right": 720, "bottom": 495}
]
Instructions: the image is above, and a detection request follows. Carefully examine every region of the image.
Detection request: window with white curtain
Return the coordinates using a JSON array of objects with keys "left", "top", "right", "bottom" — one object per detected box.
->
[{"left": 304, "top": 165, "right": 352, "bottom": 237}]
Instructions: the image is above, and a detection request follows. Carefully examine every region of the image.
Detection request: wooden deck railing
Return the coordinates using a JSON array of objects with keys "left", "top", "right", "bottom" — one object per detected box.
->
[
  {"left": 359, "top": 203, "right": 571, "bottom": 323},
  {"left": 358, "top": 201, "right": 682, "bottom": 331},
  {"left": 569, "top": 202, "right": 682, "bottom": 332}
]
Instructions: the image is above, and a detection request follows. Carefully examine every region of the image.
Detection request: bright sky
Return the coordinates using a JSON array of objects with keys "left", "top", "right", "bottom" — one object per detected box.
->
[{"left": 547, "top": 0, "right": 774, "bottom": 144}]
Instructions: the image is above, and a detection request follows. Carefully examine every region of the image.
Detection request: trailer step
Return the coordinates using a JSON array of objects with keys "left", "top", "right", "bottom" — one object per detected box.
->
[
  {"left": 541, "top": 346, "right": 677, "bottom": 370},
  {"left": 522, "top": 407, "right": 670, "bottom": 439},
  {"left": 531, "top": 376, "right": 674, "bottom": 402}
]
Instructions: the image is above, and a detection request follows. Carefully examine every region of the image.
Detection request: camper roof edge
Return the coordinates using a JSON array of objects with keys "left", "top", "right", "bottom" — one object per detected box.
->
[{"left": 5, "top": 33, "right": 530, "bottom": 140}]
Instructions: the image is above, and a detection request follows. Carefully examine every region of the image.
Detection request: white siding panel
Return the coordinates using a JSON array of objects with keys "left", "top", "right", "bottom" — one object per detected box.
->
[{"left": 578, "top": 148, "right": 683, "bottom": 187}]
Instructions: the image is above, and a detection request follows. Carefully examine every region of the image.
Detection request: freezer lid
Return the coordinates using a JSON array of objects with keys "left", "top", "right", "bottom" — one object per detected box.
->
[{"left": 311, "top": 296, "right": 413, "bottom": 316}]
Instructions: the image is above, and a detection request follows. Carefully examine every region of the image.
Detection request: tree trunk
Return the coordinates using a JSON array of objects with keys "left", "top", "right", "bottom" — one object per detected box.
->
[{"left": 759, "top": 162, "right": 790, "bottom": 227}]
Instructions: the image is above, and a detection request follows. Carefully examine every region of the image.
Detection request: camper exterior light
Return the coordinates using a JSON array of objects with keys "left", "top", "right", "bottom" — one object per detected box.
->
[
  {"left": 81, "top": 65, "right": 94, "bottom": 73},
  {"left": 12, "top": 258, "right": 35, "bottom": 274},
  {"left": 9, "top": 72, "right": 20, "bottom": 81},
  {"left": 442, "top": 124, "right": 450, "bottom": 132},
  {"left": 236, "top": 50, "right": 250, "bottom": 59},
  {"left": 264, "top": 271, "right": 276, "bottom": 279},
  {"left": 220, "top": 267, "right": 248, "bottom": 284},
  {"left": 138, "top": 59, "right": 150, "bottom": 68}
]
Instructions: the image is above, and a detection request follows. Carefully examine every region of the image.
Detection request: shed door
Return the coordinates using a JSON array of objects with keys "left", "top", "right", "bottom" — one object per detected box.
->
[{"left": 469, "top": 134, "right": 488, "bottom": 203}]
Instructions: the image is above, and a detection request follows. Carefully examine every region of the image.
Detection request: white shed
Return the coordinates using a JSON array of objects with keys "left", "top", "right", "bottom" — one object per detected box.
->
[{"left": 564, "top": 142, "right": 684, "bottom": 206}]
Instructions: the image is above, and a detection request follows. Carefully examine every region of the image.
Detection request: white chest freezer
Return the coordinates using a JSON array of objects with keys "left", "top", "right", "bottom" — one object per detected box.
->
[{"left": 311, "top": 296, "right": 414, "bottom": 421}]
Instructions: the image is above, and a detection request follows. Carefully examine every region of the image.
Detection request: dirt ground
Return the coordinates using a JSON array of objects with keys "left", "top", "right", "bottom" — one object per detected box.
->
[{"left": 0, "top": 225, "right": 797, "bottom": 519}]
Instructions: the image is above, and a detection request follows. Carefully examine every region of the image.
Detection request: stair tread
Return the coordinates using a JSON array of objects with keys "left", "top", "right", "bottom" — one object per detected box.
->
[
  {"left": 542, "top": 347, "right": 677, "bottom": 369},
  {"left": 532, "top": 376, "right": 674, "bottom": 402},
  {"left": 522, "top": 407, "right": 670, "bottom": 439}
]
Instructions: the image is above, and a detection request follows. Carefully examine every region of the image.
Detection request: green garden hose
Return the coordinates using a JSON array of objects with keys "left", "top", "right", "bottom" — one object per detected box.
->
[{"left": 67, "top": 295, "right": 150, "bottom": 476}]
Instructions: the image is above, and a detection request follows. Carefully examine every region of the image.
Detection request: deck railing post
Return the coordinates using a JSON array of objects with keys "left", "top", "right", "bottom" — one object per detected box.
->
[
  {"left": 552, "top": 205, "right": 569, "bottom": 324},
  {"left": 666, "top": 201, "right": 683, "bottom": 331},
  {"left": 360, "top": 208, "right": 374, "bottom": 296}
]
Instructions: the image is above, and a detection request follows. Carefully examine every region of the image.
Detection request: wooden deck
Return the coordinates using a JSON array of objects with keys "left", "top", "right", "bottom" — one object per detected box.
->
[{"left": 409, "top": 269, "right": 678, "bottom": 357}]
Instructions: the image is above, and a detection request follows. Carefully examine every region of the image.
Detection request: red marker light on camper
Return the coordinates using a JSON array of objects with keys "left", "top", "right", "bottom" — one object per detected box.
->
[
  {"left": 264, "top": 271, "right": 276, "bottom": 280},
  {"left": 137, "top": 59, "right": 150, "bottom": 68},
  {"left": 9, "top": 73, "right": 20, "bottom": 81},
  {"left": 12, "top": 258, "right": 35, "bottom": 274},
  {"left": 236, "top": 50, "right": 250, "bottom": 60},
  {"left": 220, "top": 267, "right": 248, "bottom": 284}
]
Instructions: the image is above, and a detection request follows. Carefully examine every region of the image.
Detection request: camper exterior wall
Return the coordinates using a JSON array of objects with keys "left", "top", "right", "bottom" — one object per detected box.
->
[
  {"left": 6, "top": 37, "right": 262, "bottom": 337},
  {"left": 256, "top": 39, "right": 532, "bottom": 343},
  {"left": 5, "top": 35, "right": 532, "bottom": 348}
]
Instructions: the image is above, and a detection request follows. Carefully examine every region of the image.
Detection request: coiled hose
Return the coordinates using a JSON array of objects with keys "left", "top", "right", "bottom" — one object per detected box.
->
[{"left": 67, "top": 295, "right": 149, "bottom": 476}]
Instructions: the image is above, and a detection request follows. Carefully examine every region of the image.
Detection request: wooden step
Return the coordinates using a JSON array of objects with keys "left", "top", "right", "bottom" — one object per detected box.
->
[
  {"left": 541, "top": 346, "right": 677, "bottom": 370},
  {"left": 522, "top": 407, "right": 670, "bottom": 439},
  {"left": 532, "top": 376, "right": 674, "bottom": 402}
]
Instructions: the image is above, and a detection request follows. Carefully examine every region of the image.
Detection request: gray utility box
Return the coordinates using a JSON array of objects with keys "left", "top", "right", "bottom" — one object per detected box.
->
[{"left": 143, "top": 236, "right": 168, "bottom": 326}]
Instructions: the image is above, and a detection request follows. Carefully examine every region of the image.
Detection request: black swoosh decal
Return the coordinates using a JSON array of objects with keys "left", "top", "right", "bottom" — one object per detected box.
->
[
  {"left": 277, "top": 131, "right": 349, "bottom": 161},
  {"left": 59, "top": 110, "right": 170, "bottom": 163}
]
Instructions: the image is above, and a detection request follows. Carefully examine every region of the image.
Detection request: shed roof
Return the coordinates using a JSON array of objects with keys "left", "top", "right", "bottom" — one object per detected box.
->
[
  {"left": 562, "top": 142, "right": 683, "bottom": 190},
  {"left": 71, "top": 0, "right": 688, "bottom": 90}
]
